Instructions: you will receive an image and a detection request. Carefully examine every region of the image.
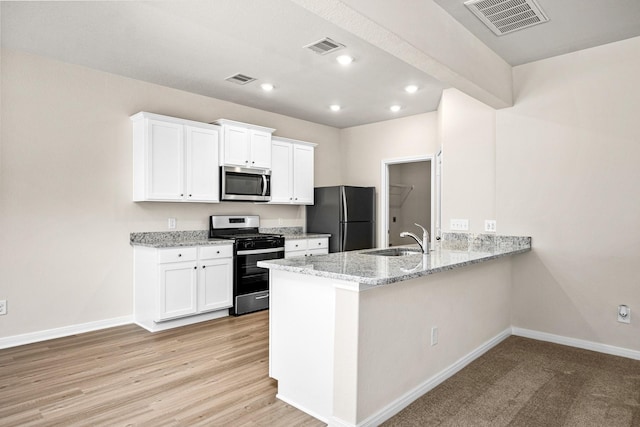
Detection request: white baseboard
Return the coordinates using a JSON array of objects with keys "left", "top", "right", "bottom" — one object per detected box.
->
[
  {"left": 0, "top": 315, "right": 134, "bottom": 350},
  {"left": 352, "top": 327, "right": 513, "bottom": 427},
  {"left": 276, "top": 393, "right": 329, "bottom": 425},
  {"left": 511, "top": 327, "right": 640, "bottom": 361}
]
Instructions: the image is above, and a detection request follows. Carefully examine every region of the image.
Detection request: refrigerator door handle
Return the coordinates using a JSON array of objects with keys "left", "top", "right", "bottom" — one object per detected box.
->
[
  {"left": 342, "top": 223, "right": 348, "bottom": 251},
  {"left": 342, "top": 186, "right": 348, "bottom": 222}
]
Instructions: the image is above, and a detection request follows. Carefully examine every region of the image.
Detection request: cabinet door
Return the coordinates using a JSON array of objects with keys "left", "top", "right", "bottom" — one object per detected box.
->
[
  {"left": 292, "top": 144, "right": 314, "bottom": 204},
  {"left": 185, "top": 126, "right": 219, "bottom": 202},
  {"left": 270, "top": 141, "right": 293, "bottom": 203},
  {"left": 158, "top": 261, "right": 198, "bottom": 321},
  {"left": 250, "top": 130, "right": 272, "bottom": 169},
  {"left": 223, "top": 126, "right": 249, "bottom": 167},
  {"left": 148, "top": 119, "right": 184, "bottom": 200},
  {"left": 198, "top": 258, "right": 233, "bottom": 312}
]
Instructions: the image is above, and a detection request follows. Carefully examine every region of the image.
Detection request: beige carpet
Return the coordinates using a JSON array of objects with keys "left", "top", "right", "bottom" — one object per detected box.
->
[{"left": 383, "top": 336, "right": 640, "bottom": 426}]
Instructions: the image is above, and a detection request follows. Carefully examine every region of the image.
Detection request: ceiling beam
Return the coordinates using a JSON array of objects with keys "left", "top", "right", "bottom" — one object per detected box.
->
[{"left": 291, "top": 0, "right": 513, "bottom": 109}]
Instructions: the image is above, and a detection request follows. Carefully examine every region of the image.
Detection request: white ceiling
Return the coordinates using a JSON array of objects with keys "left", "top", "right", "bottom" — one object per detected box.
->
[
  {"left": 2, "top": 1, "right": 640, "bottom": 128},
  {"left": 433, "top": 0, "right": 640, "bottom": 66}
]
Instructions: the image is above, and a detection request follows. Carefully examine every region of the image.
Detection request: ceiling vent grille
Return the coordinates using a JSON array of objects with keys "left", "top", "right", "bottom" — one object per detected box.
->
[
  {"left": 464, "top": 0, "right": 549, "bottom": 36},
  {"left": 225, "top": 73, "right": 256, "bottom": 85},
  {"left": 304, "top": 37, "right": 345, "bottom": 55}
]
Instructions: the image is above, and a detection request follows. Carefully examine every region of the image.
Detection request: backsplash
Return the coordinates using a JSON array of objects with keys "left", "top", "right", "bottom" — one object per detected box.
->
[{"left": 441, "top": 232, "right": 532, "bottom": 252}]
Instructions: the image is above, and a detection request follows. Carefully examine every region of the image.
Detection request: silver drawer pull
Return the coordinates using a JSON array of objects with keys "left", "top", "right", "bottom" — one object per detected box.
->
[{"left": 255, "top": 294, "right": 269, "bottom": 300}]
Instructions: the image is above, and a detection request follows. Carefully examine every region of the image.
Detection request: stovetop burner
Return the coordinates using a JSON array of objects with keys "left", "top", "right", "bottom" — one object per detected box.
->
[{"left": 209, "top": 215, "right": 283, "bottom": 246}]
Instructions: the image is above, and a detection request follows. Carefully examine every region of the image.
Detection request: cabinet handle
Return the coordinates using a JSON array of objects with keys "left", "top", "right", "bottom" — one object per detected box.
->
[
  {"left": 193, "top": 266, "right": 197, "bottom": 270},
  {"left": 216, "top": 250, "right": 220, "bottom": 254},
  {"left": 178, "top": 254, "right": 182, "bottom": 257},
  {"left": 290, "top": 197, "right": 293, "bottom": 200},
  {"left": 251, "top": 161, "right": 255, "bottom": 164},
  {"left": 318, "top": 242, "right": 321, "bottom": 245},
  {"left": 189, "top": 194, "right": 192, "bottom": 197},
  {"left": 180, "top": 194, "right": 184, "bottom": 197},
  {"left": 202, "top": 266, "right": 206, "bottom": 269}
]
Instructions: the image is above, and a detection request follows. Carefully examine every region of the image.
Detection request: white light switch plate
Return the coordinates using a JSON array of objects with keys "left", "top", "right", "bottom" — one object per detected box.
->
[
  {"left": 168, "top": 218, "right": 177, "bottom": 230},
  {"left": 450, "top": 219, "right": 469, "bottom": 231}
]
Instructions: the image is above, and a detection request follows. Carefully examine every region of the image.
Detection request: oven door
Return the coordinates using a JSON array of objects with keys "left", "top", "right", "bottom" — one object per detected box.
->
[
  {"left": 233, "top": 247, "right": 283, "bottom": 315},
  {"left": 221, "top": 166, "right": 271, "bottom": 202}
]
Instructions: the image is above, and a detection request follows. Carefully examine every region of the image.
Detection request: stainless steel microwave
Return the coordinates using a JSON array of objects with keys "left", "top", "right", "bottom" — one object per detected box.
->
[{"left": 220, "top": 166, "right": 271, "bottom": 202}]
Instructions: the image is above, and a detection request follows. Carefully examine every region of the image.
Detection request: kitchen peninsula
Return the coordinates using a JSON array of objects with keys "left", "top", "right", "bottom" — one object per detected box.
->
[{"left": 258, "top": 233, "right": 531, "bottom": 427}]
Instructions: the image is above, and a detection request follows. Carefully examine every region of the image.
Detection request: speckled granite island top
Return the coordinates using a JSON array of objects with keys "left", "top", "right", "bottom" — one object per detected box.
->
[{"left": 257, "top": 233, "right": 531, "bottom": 287}]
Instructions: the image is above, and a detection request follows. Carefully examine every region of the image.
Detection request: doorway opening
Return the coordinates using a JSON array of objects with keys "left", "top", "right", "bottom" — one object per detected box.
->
[{"left": 380, "top": 154, "right": 441, "bottom": 248}]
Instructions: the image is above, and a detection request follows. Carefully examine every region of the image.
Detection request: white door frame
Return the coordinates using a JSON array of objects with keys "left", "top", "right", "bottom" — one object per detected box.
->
[{"left": 380, "top": 154, "right": 437, "bottom": 248}]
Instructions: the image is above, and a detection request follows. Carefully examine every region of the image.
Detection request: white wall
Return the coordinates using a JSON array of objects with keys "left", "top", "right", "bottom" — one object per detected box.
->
[
  {"left": 439, "top": 88, "right": 496, "bottom": 234},
  {"left": 496, "top": 36, "right": 640, "bottom": 351},
  {"left": 340, "top": 114, "right": 439, "bottom": 247},
  {"left": 0, "top": 49, "right": 341, "bottom": 339}
]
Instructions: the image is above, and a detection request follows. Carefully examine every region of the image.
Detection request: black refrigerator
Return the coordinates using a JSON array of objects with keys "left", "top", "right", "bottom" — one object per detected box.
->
[{"left": 306, "top": 186, "right": 375, "bottom": 253}]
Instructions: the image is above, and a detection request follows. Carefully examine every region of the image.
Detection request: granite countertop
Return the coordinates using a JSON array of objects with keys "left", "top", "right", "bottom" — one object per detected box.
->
[
  {"left": 130, "top": 231, "right": 231, "bottom": 248},
  {"left": 257, "top": 234, "right": 531, "bottom": 287},
  {"left": 281, "top": 233, "right": 331, "bottom": 240},
  {"left": 129, "top": 227, "right": 329, "bottom": 248}
]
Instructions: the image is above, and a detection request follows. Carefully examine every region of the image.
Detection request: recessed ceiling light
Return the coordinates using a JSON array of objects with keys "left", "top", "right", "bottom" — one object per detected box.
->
[
  {"left": 336, "top": 55, "right": 354, "bottom": 66},
  {"left": 260, "top": 83, "right": 275, "bottom": 91},
  {"left": 330, "top": 104, "right": 341, "bottom": 112},
  {"left": 404, "top": 85, "right": 418, "bottom": 94},
  {"left": 390, "top": 105, "right": 401, "bottom": 112}
]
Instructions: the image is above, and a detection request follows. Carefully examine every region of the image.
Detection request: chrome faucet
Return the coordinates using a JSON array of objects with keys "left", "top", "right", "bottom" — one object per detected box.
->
[{"left": 400, "top": 223, "right": 430, "bottom": 254}]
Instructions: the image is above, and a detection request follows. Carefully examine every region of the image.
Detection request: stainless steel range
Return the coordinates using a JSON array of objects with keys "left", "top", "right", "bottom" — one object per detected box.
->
[{"left": 209, "top": 215, "right": 284, "bottom": 316}]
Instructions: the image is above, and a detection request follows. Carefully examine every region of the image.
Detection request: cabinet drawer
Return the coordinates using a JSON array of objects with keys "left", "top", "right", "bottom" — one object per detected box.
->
[
  {"left": 158, "top": 247, "right": 197, "bottom": 263},
  {"left": 285, "top": 250, "right": 307, "bottom": 259},
  {"left": 307, "top": 248, "right": 328, "bottom": 256},
  {"left": 199, "top": 245, "right": 233, "bottom": 260},
  {"left": 285, "top": 239, "right": 308, "bottom": 252},
  {"left": 307, "top": 238, "right": 328, "bottom": 250}
]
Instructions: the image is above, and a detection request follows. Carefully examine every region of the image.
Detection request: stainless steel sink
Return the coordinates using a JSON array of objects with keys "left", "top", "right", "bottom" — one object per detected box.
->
[{"left": 364, "top": 247, "right": 423, "bottom": 257}]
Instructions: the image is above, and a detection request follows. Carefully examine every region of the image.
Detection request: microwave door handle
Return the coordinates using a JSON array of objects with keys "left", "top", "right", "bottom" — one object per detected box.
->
[{"left": 261, "top": 175, "right": 267, "bottom": 196}]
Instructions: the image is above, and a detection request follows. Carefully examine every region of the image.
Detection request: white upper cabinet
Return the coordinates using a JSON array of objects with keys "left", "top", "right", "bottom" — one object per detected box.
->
[
  {"left": 132, "top": 112, "right": 220, "bottom": 203},
  {"left": 213, "top": 119, "right": 275, "bottom": 169},
  {"left": 270, "top": 137, "right": 316, "bottom": 205},
  {"left": 185, "top": 125, "right": 219, "bottom": 201}
]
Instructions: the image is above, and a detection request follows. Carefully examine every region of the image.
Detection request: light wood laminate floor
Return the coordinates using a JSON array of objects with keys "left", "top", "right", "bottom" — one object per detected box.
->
[{"left": 0, "top": 310, "right": 324, "bottom": 426}]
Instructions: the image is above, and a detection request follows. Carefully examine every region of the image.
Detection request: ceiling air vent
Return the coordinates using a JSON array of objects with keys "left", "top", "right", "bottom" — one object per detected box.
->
[
  {"left": 464, "top": 0, "right": 549, "bottom": 36},
  {"left": 304, "top": 37, "right": 345, "bottom": 55},
  {"left": 225, "top": 73, "right": 256, "bottom": 85}
]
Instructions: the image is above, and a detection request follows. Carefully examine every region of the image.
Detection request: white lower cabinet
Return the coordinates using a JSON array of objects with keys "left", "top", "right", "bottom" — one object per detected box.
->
[
  {"left": 159, "top": 260, "right": 198, "bottom": 320},
  {"left": 198, "top": 248, "right": 234, "bottom": 312},
  {"left": 134, "top": 244, "right": 233, "bottom": 332},
  {"left": 285, "top": 237, "right": 329, "bottom": 259}
]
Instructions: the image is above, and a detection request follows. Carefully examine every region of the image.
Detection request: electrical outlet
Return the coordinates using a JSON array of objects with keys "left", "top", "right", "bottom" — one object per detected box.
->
[
  {"left": 431, "top": 326, "right": 438, "bottom": 346},
  {"left": 168, "top": 218, "right": 177, "bottom": 230},
  {"left": 618, "top": 305, "right": 631, "bottom": 324},
  {"left": 450, "top": 219, "right": 469, "bottom": 231},
  {"left": 0, "top": 300, "right": 7, "bottom": 316},
  {"left": 485, "top": 220, "right": 497, "bottom": 232}
]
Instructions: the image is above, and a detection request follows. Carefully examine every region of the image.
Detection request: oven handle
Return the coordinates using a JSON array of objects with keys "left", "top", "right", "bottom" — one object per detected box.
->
[{"left": 236, "top": 247, "right": 284, "bottom": 255}]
